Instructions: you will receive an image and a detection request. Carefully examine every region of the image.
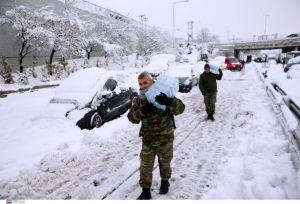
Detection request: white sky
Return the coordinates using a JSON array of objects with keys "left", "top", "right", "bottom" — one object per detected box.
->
[{"left": 88, "top": 0, "right": 300, "bottom": 40}]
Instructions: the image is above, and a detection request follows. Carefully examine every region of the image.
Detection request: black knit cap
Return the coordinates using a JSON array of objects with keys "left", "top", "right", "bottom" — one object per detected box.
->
[{"left": 204, "top": 64, "right": 210, "bottom": 69}]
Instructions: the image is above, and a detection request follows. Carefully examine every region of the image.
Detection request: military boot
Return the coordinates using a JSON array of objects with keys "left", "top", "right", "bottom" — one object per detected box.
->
[
  {"left": 210, "top": 114, "right": 215, "bottom": 121},
  {"left": 207, "top": 113, "right": 211, "bottom": 120},
  {"left": 137, "top": 188, "right": 151, "bottom": 200},
  {"left": 159, "top": 180, "right": 170, "bottom": 194}
]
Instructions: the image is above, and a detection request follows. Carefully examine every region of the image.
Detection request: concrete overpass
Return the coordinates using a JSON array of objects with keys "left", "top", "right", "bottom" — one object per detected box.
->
[{"left": 215, "top": 37, "right": 300, "bottom": 58}]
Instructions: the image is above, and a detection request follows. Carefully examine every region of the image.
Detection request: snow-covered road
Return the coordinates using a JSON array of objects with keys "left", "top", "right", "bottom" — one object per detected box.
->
[{"left": 0, "top": 63, "right": 299, "bottom": 199}]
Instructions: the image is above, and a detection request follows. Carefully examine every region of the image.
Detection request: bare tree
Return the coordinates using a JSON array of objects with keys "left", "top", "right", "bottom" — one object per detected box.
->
[{"left": 1, "top": 6, "right": 51, "bottom": 73}]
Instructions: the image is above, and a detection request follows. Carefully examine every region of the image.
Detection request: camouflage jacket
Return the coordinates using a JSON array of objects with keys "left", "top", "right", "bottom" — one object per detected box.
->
[
  {"left": 199, "top": 70, "right": 223, "bottom": 94},
  {"left": 127, "top": 96, "right": 185, "bottom": 146}
]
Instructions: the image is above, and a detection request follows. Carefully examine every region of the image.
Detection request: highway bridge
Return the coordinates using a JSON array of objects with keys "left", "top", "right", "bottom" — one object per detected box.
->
[{"left": 215, "top": 37, "right": 300, "bottom": 58}]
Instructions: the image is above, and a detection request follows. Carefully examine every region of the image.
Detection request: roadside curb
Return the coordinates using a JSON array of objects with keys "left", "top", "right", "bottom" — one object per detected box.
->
[{"left": 0, "top": 84, "right": 60, "bottom": 98}]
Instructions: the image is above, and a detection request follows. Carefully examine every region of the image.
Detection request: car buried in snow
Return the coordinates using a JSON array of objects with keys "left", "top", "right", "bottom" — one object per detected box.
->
[
  {"left": 165, "top": 66, "right": 198, "bottom": 93},
  {"left": 142, "top": 54, "right": 176, "bottom": 79},
  {"left": 44, "top": 68, "right": 138, "bottom": 130}
]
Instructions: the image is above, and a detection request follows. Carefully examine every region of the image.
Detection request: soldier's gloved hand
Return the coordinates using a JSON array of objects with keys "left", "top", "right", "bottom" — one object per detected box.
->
[
  {"left": 155, "top": 92, "right": 173, "bottom": 106},
  {"left": 140, "top": 103, "right": 157, "bottom": 115}
]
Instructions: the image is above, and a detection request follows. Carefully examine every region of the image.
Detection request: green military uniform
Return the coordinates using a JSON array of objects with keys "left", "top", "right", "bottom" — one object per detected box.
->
[
  {"left": 198, "top": 69, "right": 223, "bottom": 114},
  {"left": 127, "top": 96, "right": 185, "bottom": 188}
]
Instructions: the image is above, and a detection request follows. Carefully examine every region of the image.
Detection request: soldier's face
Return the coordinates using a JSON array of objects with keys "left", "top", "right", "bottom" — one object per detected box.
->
[
  {"left": 204, "top": 68, "right": 210, "bottom": 73},
  {"left": 138, "top": 76, "right": 154, "bottom": 90}
]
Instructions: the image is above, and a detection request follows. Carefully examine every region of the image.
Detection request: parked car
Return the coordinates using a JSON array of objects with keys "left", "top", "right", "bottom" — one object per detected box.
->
[
  {"left": 45, "top": 68, "right": 138, "bottom": 130},
  {"left": 225, "top": 57, "right": 243, "bottom": 71},
  {"left": 165, "top": 66, "right": 197, "bottom": 93},
  {"left": 143, "top": 54, "right": 175, "bottom": 79},
  {"left": 284, "top": 56, "right": 300, "bottom": 72}
]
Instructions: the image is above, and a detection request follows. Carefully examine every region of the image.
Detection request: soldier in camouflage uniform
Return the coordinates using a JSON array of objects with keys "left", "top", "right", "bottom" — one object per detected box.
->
[
  {"left": 198, "top": 64, "right": 223, "bottom": 121},
  {"left": 127, "top": 72, "right": 185, "bottom": 200}
]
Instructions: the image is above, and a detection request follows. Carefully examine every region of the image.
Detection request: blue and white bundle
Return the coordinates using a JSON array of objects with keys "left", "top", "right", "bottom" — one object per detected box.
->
[
  {"left": 145, "top": 74, "right": 179, "bottom": 110},
  {"left": 209, "top": 63, "right": 220, "bottom": 74}
]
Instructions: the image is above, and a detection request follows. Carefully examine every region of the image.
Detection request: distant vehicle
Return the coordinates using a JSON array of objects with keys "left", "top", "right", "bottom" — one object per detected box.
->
[
  {"left": 44, "top": 68, "right": 138, "bottom": 130},
  {"left": 246, "top": 56, "right": 252, "bottom": 63},
  {"left": 253, "top": 54, "right": 268, "bottom": 63},
  {"left": 254, "top": 57, "right": 266, "bottom": 63},
  {"left": 197, "top": 54, "right": 208, "bottom": 62},
  {"left": 225, "top": 57, "right": 243, "bottom": 71},
  {"left": 286, "top": 33, "right": 300, "bottom": 38},
  {"left": 165, "top": 66, "right": 197, "bottom": 93}
]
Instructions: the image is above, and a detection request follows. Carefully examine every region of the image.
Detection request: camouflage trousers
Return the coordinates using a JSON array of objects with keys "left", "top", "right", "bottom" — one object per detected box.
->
[
  {"left": 139, "top": 139, "right": 173, "bottom": 188},
  {"left": 204, "top": 92, "right": 217, "bottom": 114}
]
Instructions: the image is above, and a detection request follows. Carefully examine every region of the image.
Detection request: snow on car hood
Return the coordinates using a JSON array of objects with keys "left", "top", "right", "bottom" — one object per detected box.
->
[
  {"left": 53, "top": 68, "right": 108, "bottom": 107},
  {"left": 150, "top": 54, "right": 175, "bottom": 64}
]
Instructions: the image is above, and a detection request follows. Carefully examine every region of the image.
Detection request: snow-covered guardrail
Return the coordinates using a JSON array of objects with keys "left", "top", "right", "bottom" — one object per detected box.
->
[
  {"left": 254, "top": 63, "right": 300, "bottom": 167},
  {"left": 0, "top": 84, "right": 59, "bottom": 98}
]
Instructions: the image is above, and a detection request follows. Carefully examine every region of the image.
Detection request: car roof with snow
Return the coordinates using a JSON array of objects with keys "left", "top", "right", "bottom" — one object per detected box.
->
[
  {"left": 165, "top": 68, "right": 192, "bottom": 78},
  {"left": 150, "top": 54, "right": 176, "bottom": 64},
  {"left": 52, "top": 68, "right": 137, "bottom": 107}
]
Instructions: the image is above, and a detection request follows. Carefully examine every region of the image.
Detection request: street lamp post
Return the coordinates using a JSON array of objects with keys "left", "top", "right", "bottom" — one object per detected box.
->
[
  {"left": 264, "top": 14, "right": 269, "bottom": 35},
  {"left": 173, "top": 0, "right": 189, "bottom": 47}
]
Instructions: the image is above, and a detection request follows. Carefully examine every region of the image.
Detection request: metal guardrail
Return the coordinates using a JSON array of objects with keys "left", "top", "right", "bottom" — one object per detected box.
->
[
  {"left": 254, "top": 64, "right": 300, "bottom": 167},
  {"left": 271, "top": 83, "right": 300, "bottom": 121}
]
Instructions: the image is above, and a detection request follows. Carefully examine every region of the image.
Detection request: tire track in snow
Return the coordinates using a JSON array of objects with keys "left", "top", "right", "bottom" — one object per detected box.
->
[
  {"left": 0, "top": 88, "right": 203, "bottom": 200},
  {"left": 106, "top": 70, "right": 248, "bottom": 199}
]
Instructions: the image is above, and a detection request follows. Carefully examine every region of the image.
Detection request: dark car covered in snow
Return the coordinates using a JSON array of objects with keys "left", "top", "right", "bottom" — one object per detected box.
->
[{"left": 45, "top": 68, "right": 138, "bottom": 130}]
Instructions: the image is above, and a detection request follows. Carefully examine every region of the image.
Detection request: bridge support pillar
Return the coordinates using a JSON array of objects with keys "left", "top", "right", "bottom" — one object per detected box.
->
[{"left": 234, "top": 49, "right": 240, "bottom": 59}]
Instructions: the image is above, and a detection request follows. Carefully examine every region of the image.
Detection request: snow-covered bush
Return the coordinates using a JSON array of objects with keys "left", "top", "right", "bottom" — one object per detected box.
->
[
  {"left": 58, "top": 57, "right": 68, "bottom": 71},
  {"left": 16, "top": 71, "right": 29, "bottom": 85},
  {"left": 30, "top": 56, "right": 38, "bottom": 78},
  {"left": 0, "top": 57, "right": 14, "bottom": 84},
  {"left": 81, "top": 58, "right": 92, "bottom": 69},
  {"left": 40, "top": 67, "right": 50, "bottom": 82},
  {"left": 96, "top": 58, "right": 102, "bottom": 68}
]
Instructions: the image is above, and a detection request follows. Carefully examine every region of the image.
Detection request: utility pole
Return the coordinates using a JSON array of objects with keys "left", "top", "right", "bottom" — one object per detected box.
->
[
  {"left": 172, "top": 0, "right": 189, "bottom": 47},
  {"left": 187, "top": 21, "right": 194, "bottom": 46},
  {"left": 264, "top": 14, "right": 269, "bottom": 35}
]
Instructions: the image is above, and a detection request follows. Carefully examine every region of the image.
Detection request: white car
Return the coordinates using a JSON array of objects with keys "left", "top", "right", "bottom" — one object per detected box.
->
[
  {"left": 165, "top": 66, "right": 198, "bottom": 93},
  {"left": 42, "top": 68, "right": 138, "bottom": 130},
  {"left": 142, "top": 54, "right": 175, "bottom": 79}
]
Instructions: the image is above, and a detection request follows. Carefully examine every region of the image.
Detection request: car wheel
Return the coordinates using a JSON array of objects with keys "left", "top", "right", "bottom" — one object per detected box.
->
[{"left": 90, "top": 112, "right": 103, "bottom": 128}]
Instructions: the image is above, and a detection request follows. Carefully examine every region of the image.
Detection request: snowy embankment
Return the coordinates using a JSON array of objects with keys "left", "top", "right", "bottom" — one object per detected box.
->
[
  {"left": 0, "top": 63, "right": 299, "bottom": 199},
  {"left": 0, "top": 55, "right": 137, "bottom": 93},
  {"left": 253, "top": 62, "right": 300, "bottom": 163}
]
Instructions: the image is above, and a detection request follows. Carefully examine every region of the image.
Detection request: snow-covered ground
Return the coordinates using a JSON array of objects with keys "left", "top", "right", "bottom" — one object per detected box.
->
[{"left": 0, "top": 62, "right": 299, "bottom": 199}]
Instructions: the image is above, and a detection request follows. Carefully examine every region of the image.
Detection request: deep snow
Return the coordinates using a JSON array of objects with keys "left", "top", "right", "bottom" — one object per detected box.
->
[{"left": 0, "top": 63, "right": 299, "bottom": 200}]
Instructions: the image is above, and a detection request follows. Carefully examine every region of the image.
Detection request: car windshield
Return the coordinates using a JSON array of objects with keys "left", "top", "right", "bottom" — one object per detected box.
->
[
  {"left": 103, "top": 78, "right": 118, "bottom": 91},
  {"left": 228, "top": 58, "right": 239, "bottom": 63},
  {"left": 178, "top": 77, "right": 189, "bottom": 84}
]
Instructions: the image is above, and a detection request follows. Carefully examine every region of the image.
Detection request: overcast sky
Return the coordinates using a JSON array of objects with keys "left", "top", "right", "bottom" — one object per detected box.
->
[{"left": 88, "top": 0, "right": 300, "bottom": 40}]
